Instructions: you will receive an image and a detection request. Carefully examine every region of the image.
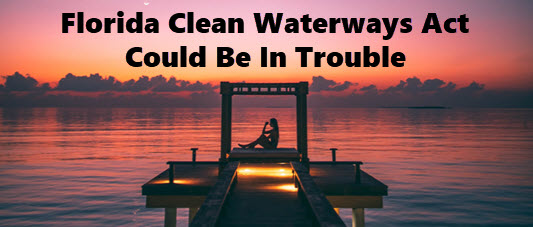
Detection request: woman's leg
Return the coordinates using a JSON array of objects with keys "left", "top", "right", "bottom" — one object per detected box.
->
[
  {"left": 257, "top": 138, "right": 274, "bottom": 149},
  {"left": 239, "top": 134, "right": 268, "bottom": 149}
]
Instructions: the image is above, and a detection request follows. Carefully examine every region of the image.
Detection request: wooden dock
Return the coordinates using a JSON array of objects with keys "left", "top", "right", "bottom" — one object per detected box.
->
[
  {"left": 142, "top": 156, "right": 387, "bottom": 226},
  {"left": 142, "top": 82, "right": 389, "bottom": 226}
]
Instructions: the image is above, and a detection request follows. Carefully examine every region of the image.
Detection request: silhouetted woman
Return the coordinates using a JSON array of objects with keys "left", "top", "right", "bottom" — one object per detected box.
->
[{"left": 238, "top": 118, "right": 279, "bottom": 149}]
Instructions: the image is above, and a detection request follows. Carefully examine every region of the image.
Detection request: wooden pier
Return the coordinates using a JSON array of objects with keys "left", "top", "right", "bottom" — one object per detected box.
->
[{"left": 142, "top": 82, "right": 388, "bottom": 226}]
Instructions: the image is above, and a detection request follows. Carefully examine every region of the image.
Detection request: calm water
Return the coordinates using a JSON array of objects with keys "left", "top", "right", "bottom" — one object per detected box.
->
[{"left": 0, "top": 108, "right": 532, "bottom": 226}]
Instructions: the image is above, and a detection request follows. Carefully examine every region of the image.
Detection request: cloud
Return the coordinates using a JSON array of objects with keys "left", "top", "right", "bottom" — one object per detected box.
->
[
  {"left": 1, "top": 72, "right": 49, "bottom": 91},
  {"left": 54, "top": 73, "right": 217, "bottom": 92},
  {"left": 456, "top": 81, "right": 484, "bottom": 94},
  {"left": 382, "top": 77, "right": 458, "bottom": 95},
  {"left": 359, "top": 85, "right": 378, "bottom": 95},
  {"left": 309, "top": 76, "right": 532, "bottom": 108},
  {"left": 150, "top": 76, "right": 217, "bottom": 92},
  {"left": 0, "top": 72, "right": 220, "bottom": 107},
  {"left": 309, "top": 76, "right": 353, "bottom": 92},
  {"left": 56, "top": 73, "right": 119, "bottom": 91},
  {"left": 0, "top": 73, "right": 531, "bottom": 108},
  {"left": 420, "top": 78, "right": 445, "bottom": 91}
]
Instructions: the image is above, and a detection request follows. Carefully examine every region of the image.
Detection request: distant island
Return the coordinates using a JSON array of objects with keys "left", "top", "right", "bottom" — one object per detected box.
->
[{"left": 382, "top": 106, "right": 450, "bottom": 109}]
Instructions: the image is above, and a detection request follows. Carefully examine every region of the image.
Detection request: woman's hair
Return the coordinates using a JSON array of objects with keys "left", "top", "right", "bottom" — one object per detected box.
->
[{"left": 269, "top": 118, "right": 279, "bottom": 130}]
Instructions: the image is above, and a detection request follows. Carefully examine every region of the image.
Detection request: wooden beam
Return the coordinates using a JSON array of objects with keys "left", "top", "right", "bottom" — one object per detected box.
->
[
  {"left": 146, "top": 195, "right": 206, "bottom": 208},
  {"left": 189, "top": 207, "right": 199, "bottom": 223},
  {"left": 352, "top": 208, "right": 365, "bottom": 227},
  {"left": 164, "top": 208, "right": 176, "bottom": 227},
  {"left": 220, "top": 93, "right": 232, "bottom": 163},
  {"left": 296, "top": 92, "right": 308, "bottom": 166},
  {"left": 222, "top": 82, "right": 304, "bottom": 95},
  {"left": 291, "top": 162, "right": 345, "bottom": 226},
  {"left": 228, "top": 148, "right": 300, "bottom": 162}
]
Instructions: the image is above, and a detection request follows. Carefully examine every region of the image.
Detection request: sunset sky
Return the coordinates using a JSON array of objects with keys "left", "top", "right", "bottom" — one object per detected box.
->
[{"left": 1, "top": 0, "right": 532, "bottom": 90}]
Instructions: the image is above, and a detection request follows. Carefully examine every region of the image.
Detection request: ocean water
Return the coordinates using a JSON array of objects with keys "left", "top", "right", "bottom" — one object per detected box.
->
[{"left": 0, "top": 107, "right": 532, "bottom": 226}]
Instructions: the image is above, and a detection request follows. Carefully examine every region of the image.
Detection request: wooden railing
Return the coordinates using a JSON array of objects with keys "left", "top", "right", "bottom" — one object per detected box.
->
[
  {"left": 189, "top": 161, "right": 239, "bottom": 227},
  {"left": 310, "top": 161, "right": 363, "bottom": 184},
  {"left": 166, "top": 161, "right": 220, "bottom": 184},
  {"left": 291, "top": 161, "right": 346, "bottom": 227}
]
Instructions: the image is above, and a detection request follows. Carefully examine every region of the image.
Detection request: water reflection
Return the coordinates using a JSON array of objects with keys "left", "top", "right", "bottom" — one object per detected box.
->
[{"left": 0, "top": 108, "right": 532, "bottom": 226}]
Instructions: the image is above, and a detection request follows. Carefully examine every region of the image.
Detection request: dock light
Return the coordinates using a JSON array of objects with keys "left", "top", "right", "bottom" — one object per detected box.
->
[
  {"left": 173, "top": 179, "right": 191, "bottom": 184},
  {"left": 151, "top": 179, "right": 194, "bottom": 184},
  {"left": 237, "top": 167, "right": 292, "bottom": 177},
  {"left": 268, "top": 184, "right": 298, "bottom": 192}
]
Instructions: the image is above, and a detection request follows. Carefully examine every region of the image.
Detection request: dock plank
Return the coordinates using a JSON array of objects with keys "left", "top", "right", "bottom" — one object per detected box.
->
[
  {"left": 292, "top": 162, "right": 346, "bottom": 227},
  {"left": 190, "top": 161, "right": 240, "bottom": 227},
  {"left": 310, "top": 163, "right": 388, "bottom": 196},
  {"left": 217, "top": 163, "right": 314, "bottom": 227},
  {"left": 142, "top": 163, "right": 220, "bottom": 196}
]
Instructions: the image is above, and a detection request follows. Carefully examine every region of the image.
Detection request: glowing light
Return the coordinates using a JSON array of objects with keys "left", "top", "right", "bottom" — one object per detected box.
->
[
  {"left": 237, "top": 167, "right": 293, "bottom": 177},
  {"left": 265, "top": 184, "right": 298, "bottom": 192},
  {"left": 151, "top": 179, "right": 195, "bottom": 184}
]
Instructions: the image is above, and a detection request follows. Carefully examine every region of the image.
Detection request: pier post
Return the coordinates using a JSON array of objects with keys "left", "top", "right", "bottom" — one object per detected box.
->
[
  {"left": 330, "top": 148, "right": 337, "bottom": 162},
  {"left": 168, "top": 163, "right": 174, "bottom": 184},
  {"left": 189, "top": 207, "right": 199, "bottom": 223},
  {"left": 191, "top": 148, "right": 198, "bottom": 163},
  {"left": 296, "top": 82, "right": 309, "bottom": 168},
  {"left": 352, "top": 208, "right": 365, "bottom": 227},
  {"left": 354, "top": 163, "right": 362, "bottom": 184},
  {"left": 220, "top": 82, "right": 232, "bottom": 172},
  {"left": 164, "top": 208, "right": 177, "bottom": 227}
]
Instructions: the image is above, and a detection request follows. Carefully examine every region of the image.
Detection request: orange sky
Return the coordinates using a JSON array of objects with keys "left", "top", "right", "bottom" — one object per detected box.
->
[{"left": 0, "top": 0, "right": 531, "bottom": 90}]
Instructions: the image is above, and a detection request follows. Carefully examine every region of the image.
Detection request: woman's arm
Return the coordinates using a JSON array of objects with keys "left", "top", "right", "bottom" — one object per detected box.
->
[{"left": 262, "top": 122, "right": 268, "bottom": 134}]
